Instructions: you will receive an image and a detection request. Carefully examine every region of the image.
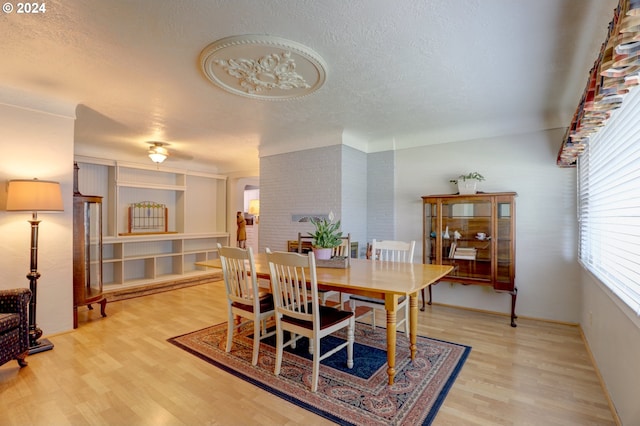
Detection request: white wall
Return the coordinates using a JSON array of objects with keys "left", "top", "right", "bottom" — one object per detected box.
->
[
  {"left": 395, "top": 128, "right": 579, "bottom": 322},
  {"left": 0, "top": 94, "right": 76, "bottom": 336},
  {"left": 581, "top": 253, "right": 640, "bottom": 424}
]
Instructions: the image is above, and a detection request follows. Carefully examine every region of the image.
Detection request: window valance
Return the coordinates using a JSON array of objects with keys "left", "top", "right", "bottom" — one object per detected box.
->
[{"left": 558, "top": 0, "right": 640, "bottom": 167}]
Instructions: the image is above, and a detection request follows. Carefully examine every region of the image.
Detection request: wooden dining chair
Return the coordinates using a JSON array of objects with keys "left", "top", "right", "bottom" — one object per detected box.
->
[
  {"left": 349, "top": 239, "right": 416, "bottom": 336},
  {"left": 296, "top": 232, "right": 314, "bottom": 254},
  {"left": 330, "top": 234, "right": 351, "bottom": 308},
  {"left": 217, "top": 244, "right": 275, "bottom": 366},
  {"left": 298, "top": 232, "right": 351, "bottom": 308},
  {"left": 266, "top": 249, "right": 355, "bottom": 392},
  {"left": 331, "top": 233, "right": 351, "bottom": 263}
]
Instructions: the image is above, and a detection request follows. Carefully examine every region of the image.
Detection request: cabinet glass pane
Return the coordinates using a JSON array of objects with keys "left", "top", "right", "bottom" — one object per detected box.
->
[
  {"left": 424, "top": 203, "right": 434, "bottom": 264},
  {"left": 496, "top": 201, "right": 512, "bottom": 283},
  {"left": 87, "top": 202, "right": 102, "bottom": 296},
  {"left": 442, "top": 200, "right": 492, "bottom": 281}
]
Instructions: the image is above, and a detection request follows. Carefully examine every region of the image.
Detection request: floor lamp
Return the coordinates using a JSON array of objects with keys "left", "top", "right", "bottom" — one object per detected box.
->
[{"left": 6, "top": 178, "right": 64, "bottom": 354}]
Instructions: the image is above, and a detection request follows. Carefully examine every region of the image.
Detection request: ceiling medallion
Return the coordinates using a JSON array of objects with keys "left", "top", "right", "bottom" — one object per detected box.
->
[{"left": 200, "top": 35, "right": 327, "bottom": 100}]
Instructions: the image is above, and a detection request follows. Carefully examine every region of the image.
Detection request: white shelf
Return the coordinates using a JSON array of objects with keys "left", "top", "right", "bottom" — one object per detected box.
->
[
  {"left": 116, "top": 181, "right": 187, "bottom": 191},
  {"left": 76, "top": 157, "right": 228, "bottom": 291}
]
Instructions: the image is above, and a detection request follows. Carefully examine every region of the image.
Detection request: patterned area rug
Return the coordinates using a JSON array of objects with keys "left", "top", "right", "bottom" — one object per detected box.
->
[{"left": 168, "top": 322, "right": 470, "bottom": 425}]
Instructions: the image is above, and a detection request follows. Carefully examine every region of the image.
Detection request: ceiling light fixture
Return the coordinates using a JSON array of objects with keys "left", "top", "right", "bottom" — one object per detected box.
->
[{"left": 148, "top": 142, "right": 169, "bottom": 164}]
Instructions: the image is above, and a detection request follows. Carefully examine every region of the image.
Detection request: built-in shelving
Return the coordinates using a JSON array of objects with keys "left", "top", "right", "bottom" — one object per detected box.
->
[{"left": 75, "top": 156, "right": 228, "bottom": 291}]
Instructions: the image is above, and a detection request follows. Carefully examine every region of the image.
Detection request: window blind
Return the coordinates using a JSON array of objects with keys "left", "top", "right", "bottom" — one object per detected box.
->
[{"left": 578, "top": 85, "right": 640, "bottom": 316}]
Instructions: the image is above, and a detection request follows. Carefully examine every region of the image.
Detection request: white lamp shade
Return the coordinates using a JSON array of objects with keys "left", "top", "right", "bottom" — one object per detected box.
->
[
  {"left": 148, "top": 144, "right": 168, "bottom": 163},
  {"left": 6, "top": 179, "right": 64, "bottom": 212}
]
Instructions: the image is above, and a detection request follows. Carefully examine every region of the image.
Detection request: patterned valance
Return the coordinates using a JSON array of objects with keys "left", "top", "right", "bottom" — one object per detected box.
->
[{"left": 557, "top": 0, "right": 640, "bottom": 167}]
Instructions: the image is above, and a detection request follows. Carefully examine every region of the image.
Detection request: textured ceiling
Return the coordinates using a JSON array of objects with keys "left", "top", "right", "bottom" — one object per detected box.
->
[{"left": 0, "top": 0, "right": 617, "bottom": 173}]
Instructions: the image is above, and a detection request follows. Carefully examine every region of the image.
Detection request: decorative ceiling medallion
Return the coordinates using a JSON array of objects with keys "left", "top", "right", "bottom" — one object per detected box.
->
[{"left": 200, "top": 35, "right": 327, "bottom": 100}]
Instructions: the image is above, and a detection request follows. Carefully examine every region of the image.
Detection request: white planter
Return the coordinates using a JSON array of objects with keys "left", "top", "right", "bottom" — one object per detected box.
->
[
  {"left": 312, "top": 247, "right": 332, "bottom": 260},
  {"left": 457, "top": 179, "right": 479, "bottom": 195}
]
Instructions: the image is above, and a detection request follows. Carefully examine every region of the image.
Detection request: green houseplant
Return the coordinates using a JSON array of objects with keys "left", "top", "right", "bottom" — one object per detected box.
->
[
  {"left": 308, "top": 212, "right": 343, "bottom": 248},
  {"left": 308, "top": 212, "right": 343, "bottom": 260},
  {"left": 449, "top": 172, "right": 485, "bottom": 195},
  {"left": 449, "top": 172, "right": 485, "bottom": 184}
]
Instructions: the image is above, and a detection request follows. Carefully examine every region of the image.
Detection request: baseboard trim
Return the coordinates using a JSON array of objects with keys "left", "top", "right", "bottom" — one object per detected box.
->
[
  {"left": 427, "top": 301, "right": 580, "bottom": 327},
  {"left": 104, "top": 273, "right": 223, "bottom": 302}
]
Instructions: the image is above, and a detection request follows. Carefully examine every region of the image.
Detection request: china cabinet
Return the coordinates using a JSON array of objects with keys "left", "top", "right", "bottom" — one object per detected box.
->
[
  {"left": 73, "top": 180, "right": 107, "bottom": 328},
  {"left": 422, "top": 192, "right": 517, "bottom": 326}
]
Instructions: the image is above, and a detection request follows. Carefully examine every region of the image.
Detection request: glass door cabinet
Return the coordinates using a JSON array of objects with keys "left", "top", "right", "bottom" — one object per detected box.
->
[
  {"left": 422, "top": 192, "right": 517, "bottom": 326},
  {"left": 73, "top": 192, "right": 107, "bottom": 328}
]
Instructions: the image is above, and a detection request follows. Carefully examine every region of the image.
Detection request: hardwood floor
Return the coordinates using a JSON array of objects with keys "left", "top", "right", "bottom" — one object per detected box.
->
[{"left": 0, "top": 281, "right": 617, "bottom": 425}]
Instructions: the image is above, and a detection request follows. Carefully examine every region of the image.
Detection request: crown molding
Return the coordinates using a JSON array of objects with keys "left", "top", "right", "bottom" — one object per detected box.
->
[{"left": 0, "top": 86, "right": 76, "bottom": 119}]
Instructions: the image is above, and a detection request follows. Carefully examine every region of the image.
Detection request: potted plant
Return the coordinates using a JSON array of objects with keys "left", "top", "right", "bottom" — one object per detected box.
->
[
  {"left": 449, "top": 172, "right": 485, "bottom": 195},
  {"left": 308, "top": 211, "right": 343, "bottom": 260}
]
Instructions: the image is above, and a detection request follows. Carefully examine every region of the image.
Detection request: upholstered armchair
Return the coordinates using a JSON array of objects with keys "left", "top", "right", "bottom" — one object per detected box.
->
[{"left": 0, "top": 288, "right": 31, "bottom": 368}]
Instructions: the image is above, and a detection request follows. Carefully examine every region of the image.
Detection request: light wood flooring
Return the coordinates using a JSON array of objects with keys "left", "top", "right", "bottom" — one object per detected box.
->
[{"left": 0, "top": 281, "right": 618, "bottom": 425}]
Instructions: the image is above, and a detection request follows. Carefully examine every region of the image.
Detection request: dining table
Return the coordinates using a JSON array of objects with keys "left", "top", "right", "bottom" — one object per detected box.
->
[{"left": 196, "top": 253, "right": 452, "bottom": 385}]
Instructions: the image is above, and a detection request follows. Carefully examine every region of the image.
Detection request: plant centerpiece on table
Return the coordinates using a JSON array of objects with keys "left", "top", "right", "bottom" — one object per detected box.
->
[
  {"left": 449, "top": 172, "right": 485, "bottom": 195},
  {"left": 308, "top": 211, "right": 343, "bottom": 260}
]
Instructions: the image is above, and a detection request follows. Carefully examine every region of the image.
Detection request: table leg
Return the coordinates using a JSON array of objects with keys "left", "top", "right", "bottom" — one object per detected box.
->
[
  {"left": 409, "top": 292, "right": 418, "bottom": 360},
  {"left": 384, "top": 294, "right": 399, "bottom": 385}
]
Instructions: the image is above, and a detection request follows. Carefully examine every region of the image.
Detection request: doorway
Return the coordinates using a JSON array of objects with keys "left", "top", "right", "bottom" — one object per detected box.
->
[{"left": 243, "top": 185, "right": 259, "bottom": 252}]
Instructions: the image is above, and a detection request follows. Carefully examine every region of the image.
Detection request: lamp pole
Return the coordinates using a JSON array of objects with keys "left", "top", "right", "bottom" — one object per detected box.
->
[
  {"left": 26, "top": 212, "right": 54, "bottom": 354},
  {"left": 27, "top": 213, "right": 43, "bottom": 344}
]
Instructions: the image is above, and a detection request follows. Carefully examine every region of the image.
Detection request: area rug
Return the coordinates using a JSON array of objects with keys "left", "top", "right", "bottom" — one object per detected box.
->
[{"left": 168, "top": 322, "right": 470, "bottom": 425}]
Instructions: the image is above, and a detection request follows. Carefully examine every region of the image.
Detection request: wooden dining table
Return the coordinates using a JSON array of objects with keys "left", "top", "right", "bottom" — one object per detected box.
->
[{"left": 196, "top": 254, "right": 452, "bottom": 385}]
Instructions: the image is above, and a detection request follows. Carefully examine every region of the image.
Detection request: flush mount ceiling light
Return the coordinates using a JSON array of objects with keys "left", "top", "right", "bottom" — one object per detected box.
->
[
  {"left": 147, "top": 142, "right": 169, "bottom": 164},
  {"left": 200, "top": 35, "right": 327, "bottom": 100}
]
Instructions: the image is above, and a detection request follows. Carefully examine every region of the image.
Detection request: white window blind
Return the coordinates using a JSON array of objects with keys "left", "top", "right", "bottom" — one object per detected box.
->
[{"left": 578, "top": 86, "right": 640, "bottom": 316}]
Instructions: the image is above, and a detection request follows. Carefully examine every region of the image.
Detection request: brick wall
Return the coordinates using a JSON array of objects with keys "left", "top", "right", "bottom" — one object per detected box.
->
[
  {"left": 341, "top": 145, "right": 368, "bottom": 257},
  {"left": 367, "top": 150, "right": 395, "bottom": 241},
  {"left": 259, "top": 145, "right": 342, "bottom": 253},
  {"left": 259, "top": 145, "right": 395, "bottom": 257}
]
